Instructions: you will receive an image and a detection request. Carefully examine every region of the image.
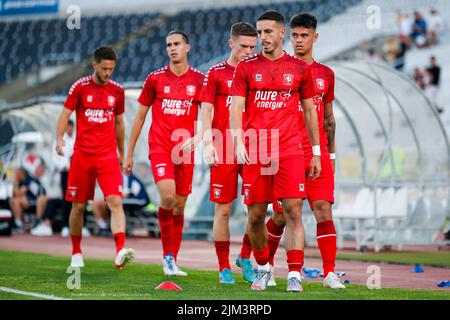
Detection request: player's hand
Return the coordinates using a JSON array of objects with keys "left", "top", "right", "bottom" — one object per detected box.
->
[
  {"left": 123, "top": 157, "right": 133, "bottom": 176},
  {"left": 203, "top": 142, "right": 219, "bottom": 167},
  {"left": 118, "top": 154, "right": 124, "bottom": 169},
  {"left": 55, "top": 138, "right": 65, "bottom": 156},
  {"left": 236, "top": 141, "right": 250, "bottom": 165},
  {"left": 181, "top": 135, "right": 200, "bottom": 154},
  {"left": 331, "top": 159, "right": 335, "bottom": 173},
  {"left": 309, "top": 155, "right": 322, "bottom": 180}
]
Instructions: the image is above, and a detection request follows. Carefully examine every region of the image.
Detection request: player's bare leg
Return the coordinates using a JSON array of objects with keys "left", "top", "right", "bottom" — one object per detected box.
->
[
  {"left": 69, "top": 201, "right": 86, "bottom": 267},
  {"left": 156, "top": 179, "right": 186, "bottom": 276},
  {"left": 312, "top": 200, "right": 344, "bottom": 289},
  {"left": 106, "top": 195, "right": 135, "bottom": 269},
  {"left": 266, "top": 210, "right": 285, "bottom": 286},
  {"left": 282, "top": 198, "right": 305, "bottom": 292},
  {"left": 213, "top": 202, "right": 235, "bottom": 284},
  {"left": 247, "top": 202, "right": 271, "bottom": 290}
]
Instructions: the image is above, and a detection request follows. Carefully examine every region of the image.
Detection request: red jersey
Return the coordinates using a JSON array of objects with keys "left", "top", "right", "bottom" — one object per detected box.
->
[
  {"left": 138, "top": 66, "right": 204, "bottom": 156},
  {"left": 199, "top": 61, "right": 235, "bottom": 163},
  {"left": 64, "top": 75, "right": 125, "bottom": 157},
  {"left": 231, "top": 52, "right": 315, "bottom": 160},
  {"left": 299, "top": 60, "right": 335, "bottom": 159}
]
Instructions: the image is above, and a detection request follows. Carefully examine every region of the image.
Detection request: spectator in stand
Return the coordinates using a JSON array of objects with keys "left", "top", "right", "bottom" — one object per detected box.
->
[
  {"left": 21, "top": 146, "right": 43, "bottom": 177},
  {"left": 425, "top": 56, "right": 442, "bottom": 113},
  {"left": 397, "top": 11, "right": 413, "bottom": 48},
  {"left": 428, "top": 8, "right": 445, "bottom": 46},
  {"left": 413, "top": 67, "right": 426, "bottom": 90},
  {"left": 410, "top": 11, "right": 428, "bottom": 48},
  {"left": 382, "top": 37, "right": 407, "bottom": 71},
  {"left": 9, "top": 166, "right": 47, "bottom": 232}
]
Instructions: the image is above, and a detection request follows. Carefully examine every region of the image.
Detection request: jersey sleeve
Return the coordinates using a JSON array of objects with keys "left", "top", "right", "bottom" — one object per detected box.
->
[
  {"left": 195, "top": 73, "right": 205, "bottom": 102},
  {"left": 299, "top": 65, "right": 315, "bottom": 100},
  {"left": 231, "top": 62, "right": 248, "bottom": 97},
  {"left": 137, "top": 74, "right": 156, "bottom": 107},
  {"left": 64, "top": 81, "right": 82, "bottom": 110},
  {"left": 199, "top": 68, "right": 218, "bottom": 104},
  {"left": 324, "top": 70, "right": 335, "bottom": 104},
  {"left": 116, "top": 89, "right": 125, "bottom": 115}
]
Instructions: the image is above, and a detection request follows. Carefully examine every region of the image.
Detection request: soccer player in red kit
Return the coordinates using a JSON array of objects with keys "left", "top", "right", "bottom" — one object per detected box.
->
[
  {"left": 56, "top": 46, "right": 135, "bottom": 269},
  {"left": 266, "top": 13, "right": 345, "bottom": 289},
  {"left": 124, "top": 31, "right": 204, "bottom": 276},
  {"left": 230, "top": 11, "right": 321, "bottom": 292},
  {"left": 200, "top": 22, "right": 258, "bottom": 284}
]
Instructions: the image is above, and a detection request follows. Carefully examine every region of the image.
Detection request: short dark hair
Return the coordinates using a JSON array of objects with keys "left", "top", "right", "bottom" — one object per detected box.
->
[
  {"left": 257, "top": 10, "right": 285, "bottom": 25},
  {"left": 230, "top": 22, "right": 258, "bottom": 38},
  {"left": 68, "top": 120, "right": 74, "bottom": 126},
  {"left": 93, "top": 46, "right": 117, "bottom": 63},
  {"left": 167, "top": 30, "right": 189, "bottom": 44},
  {"left": 290, "top": 12, "right": 317, "bottom": 30}
]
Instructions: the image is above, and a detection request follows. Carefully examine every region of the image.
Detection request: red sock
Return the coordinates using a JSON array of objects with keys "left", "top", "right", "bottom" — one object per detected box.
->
[
  {"left": 113, "top": 232, "right": 125, "bottom": 254},
  {"left": 266, "top": 218, "right": 284, "bottom": 266},
  {"left": 158, "top": 207, "right": 173, "bottom": 257},
  {"left": 71, "top": 234, "right": 82, "bottom": 255},
  {"left": 317, "top": 220, "right": 337, "bottom": 277},
  {"left": 240, "top": 233, "right": 252, "bottom": 259},
  {"left": 287, "top": 249, "right": 304, "bottom": 272},
  {"left": 252, "top": 245, "right": 270, "bottom": 266},
  {"left": 214, "top": 241, "right": 231, "bottom": 271},
  {"left": 172, "top": 214, "right": 184, "bottom": 261}
]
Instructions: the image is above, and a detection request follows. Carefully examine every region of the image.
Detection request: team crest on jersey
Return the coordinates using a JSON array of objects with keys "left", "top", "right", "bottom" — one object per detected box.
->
[
  {"left": 157, "top": 167, "right": 165, "bottom": 177},
  {"left": 227, "top": 80, "right": 233, "bottom": 88},
  {"left": 244, "top": 189, "right": 250, "bottom": 200},
  {"left": 283, "top": 74, "right": 294, "bottom": 86},
  {"left": 255, "top": 74, "right": 262, "bottom": 82},
  {"left": 164, "top": 86, "right": 170, "bottom": 93},
  {"left": 68, "top": 187, "right": 77, "bottom": 198},
  {"left": 186, "top": 85, "right": 196, "bottom": 96},
  {"left": 299, "top": 184, "right": 305, "bottom": 192},
  {"left": 316, "top": 78, "right": 325, "bottom": 90},
  {"left": 107, "top": 96, "right": 115, "bottom": 106},
  {"left": 87, "top": 95, "right": 93, "bottom": 102},
  {"left": 214, "top": 188, "right": 221, "bottom": 199}
]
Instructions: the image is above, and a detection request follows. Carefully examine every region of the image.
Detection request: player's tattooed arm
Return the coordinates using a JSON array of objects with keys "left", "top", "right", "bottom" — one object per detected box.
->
[
  {"left": 323, "top": 102, "right": 335, "bottom": 154},
  {"left": 55, "top": 107, "right": 74, "bottom": 156}
]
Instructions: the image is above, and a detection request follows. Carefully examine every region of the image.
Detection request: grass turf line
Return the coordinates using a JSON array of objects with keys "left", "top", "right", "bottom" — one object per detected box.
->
[{"left": 0, "top": 250, "right": 449, "bottom": 300}]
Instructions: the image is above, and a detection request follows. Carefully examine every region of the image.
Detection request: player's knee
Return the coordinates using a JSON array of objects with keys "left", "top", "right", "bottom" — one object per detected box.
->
[
  {"left": 71, "top": 203, "right": 86, "bottom": 215},
  {"left": 160, "top": 193, "right": 175, "bottom": 208},
  {"left": 272, "top": 212, "right": 286, "bottom": 227},
  {"left": 248, "top": 213, "right": 265, "bottom": 228},
  {"left": 313, "top": 201, "right": 332, "bottom": 222},
  {"left": 106, "top": 195, "right": 122, "bottom": 210}
]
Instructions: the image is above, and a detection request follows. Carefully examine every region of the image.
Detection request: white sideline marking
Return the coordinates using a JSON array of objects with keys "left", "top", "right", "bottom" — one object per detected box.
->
[{"left": 0, "top": 286, "right": 71, "bottom": 300}]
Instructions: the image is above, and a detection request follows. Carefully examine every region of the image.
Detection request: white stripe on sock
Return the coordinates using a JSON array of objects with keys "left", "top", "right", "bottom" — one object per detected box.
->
[{"left": 316, "top": 234, "right": 336, "bottom": 239}]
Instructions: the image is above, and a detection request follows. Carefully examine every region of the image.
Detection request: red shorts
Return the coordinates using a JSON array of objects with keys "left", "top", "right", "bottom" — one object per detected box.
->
[
  {"left": 272, "top": 155, "right": 335, "bottom": 213},
  {"left": 210, "top": 164, "right": 243, "bottom": 203},
  {"left": 305, "top": 154, "right": 335, "bottom": 208},
  {"left": 150, "top": 153, "right": 194, "bottom": 196},
  {"left": 242, "top": 155, "right": 306, "bottom": 206},
  {"left": 66, "top": 152, "right": 122, "bottom": 202}
]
